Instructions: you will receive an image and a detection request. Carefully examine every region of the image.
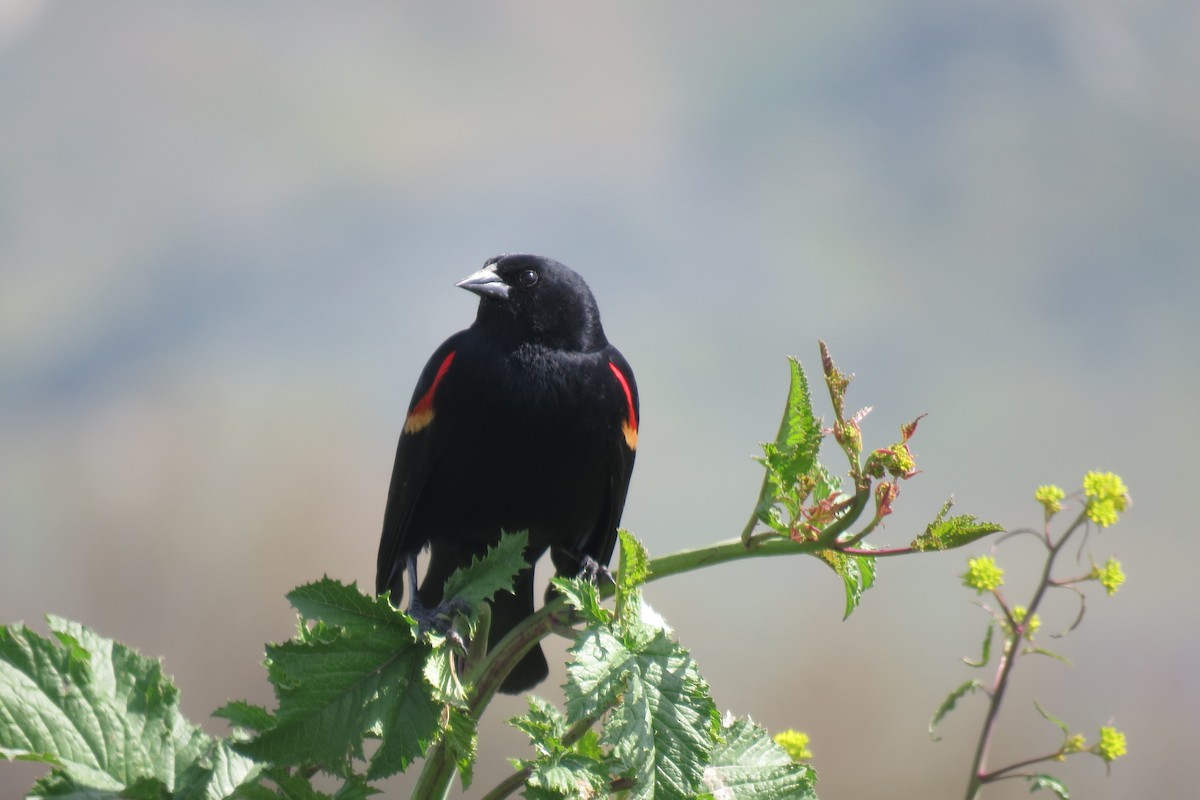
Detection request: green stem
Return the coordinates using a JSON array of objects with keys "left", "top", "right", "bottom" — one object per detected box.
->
[
  {"left": 839, "top": 545, "right": 916, "bottom": 558},
  {"left": 411, "top": 740, "right": 456, "bottom": 800},
  {"left": 413, "top": 607, "right": 558, "bottom": 800},
  {"left": 416, "top": 534, "right": 823, "bottom": 798},
  {"left": 648, "top": 534, "right": 822, "bottom": 579},
  {"left": 418, "top": 507, "right": 985, "bottom": 797},
  {"left": 814, "top": 485, "right": 871, "bottom": 546}
]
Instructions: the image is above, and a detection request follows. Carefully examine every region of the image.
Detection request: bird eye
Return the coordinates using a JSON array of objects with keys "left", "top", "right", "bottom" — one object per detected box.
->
[{"left": 516, "top": 269, "right": 539, "bottom": 289}]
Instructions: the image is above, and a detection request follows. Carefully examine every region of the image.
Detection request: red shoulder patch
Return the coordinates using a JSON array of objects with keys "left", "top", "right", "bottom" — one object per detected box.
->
[
  {"left": 404, "top": 351, "right": 456, "bottom": 434},
  {"left": 608, "top": 360, "right": 638, "bottom": 450}
]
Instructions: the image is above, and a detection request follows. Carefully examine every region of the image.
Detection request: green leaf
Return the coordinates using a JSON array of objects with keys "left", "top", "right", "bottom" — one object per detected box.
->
[
  {"left": 910, "top": 512, "right": 1004, "bottom": 552},
  {"left": 809, "top": 463, "right": 842, "bottom": 504},
  {"left": 701, "top": 718, "right": 817, "bottom": 800},
  {"left": 330, "top": 776, "right": 380, "bottom": 800},
  {"left": 1027, "top": 773, "right": 1070, "bottom": 798},
  {"left": 568, "top": 625, "right": 718, "bottom": 799},
  {"left": 815, "top": 549, "right": 877, "bottom": 619},
  {"left": 423, "top": 647, "right": 467, "bottom": 707},
  {"left": 1023, "top": 647, "right": 1073, "bottom": 666},
  {"left": 285, "top": 578, "right": 401, "bottom": 631},
  {"left": 511, "top": 698, "right": 610, "bottom": 800},
  {"left": 27, "top": 771, "right": 153, "bottom": 799},
  {"left": 238, "top": 769, "right": 378, "bottom": 800},
  {"left": 510, "top": 696, "right": 568, "bottom": 754},
  {"left": 0, "top": 619, "right": 259, "bottom": 800},
  {"left": 444, "top": 708, "right": 477, "bottom": 790},
  {"left": 213, "top": 701, "right": 275, "bottom": 734},
  {"left": 962, "top": 622, "right": 994, "bottom": 668},
  {"left": 929, "top": 680, "right": 984, "bottom": 741},
  {"left": 441, "top": 529, "right": 530, "bottom": 610},
  {"left": 234, "top": 581, "right": 441, "bottom": 779},
  {"left": 550, "top": 578, "right": 612, "bottom": 626},
  {"left": 1033, "top": 699, "right": 1070, "bottom": 736},
  {"left": 618, "top": 530, "right": 651, "bottom": 593},
  {"left": 175, "top": 739, "right": 262, "bottom": 800},
  {"left": 523, "top": 753, "right": 611, "bottom": 800},
  {"left": 753, "top": 357, "right": 823, "bottom": 530}
]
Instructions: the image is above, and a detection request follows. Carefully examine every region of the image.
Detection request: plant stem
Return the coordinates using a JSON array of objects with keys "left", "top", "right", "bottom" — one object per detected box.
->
[
  {"left": 963, "top": 511, "right": 1088, "bottom": 800},
  {"left": 980, "top": 750, "right": 1067, "bottom": 782},
  {"left": 411, "top": 740, "right": 456, "bottom": 800},
  {"left": 413, "top": 607, "right": 558, "bottom": 800},
  {"left": 648, "top": 534, "right": 821, "bottom": 579},
  {"left": 420, "top": 511, "right": 987, "bottom": 797}
]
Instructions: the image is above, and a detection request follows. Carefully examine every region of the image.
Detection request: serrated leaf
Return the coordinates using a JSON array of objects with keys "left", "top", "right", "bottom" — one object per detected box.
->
[
  {"left": 512, "top": 699, "right": 609, "bottom": 800},
  {"left": 910, "top": 514, "right": 1004, "bottom": 552},
  {"left": 444, "top": 707, "right": 477, "bottom": 789},
  {"left": 286, "top": 579, "right": 401, "bottom": 631},
  {"left": 963, "top": 622, "right": 994, "bottom": 668},
  {"left": 365, "top": 664, "right": 441, "bottom": 780},
  {"left": 1027, "top": 773, "right": 1070, "bottom": 798},
  {"left": 213, "top": 701, "right": 275, "bottom": 734},
  {"left": 568, "top": 626, "right": 718, "bottom": 799},
  {"left": 235, "top": 580, "right": 441, "bottom": 779},
  {"left": 550, "top": 578, "right": 612, "bottom": 626},
  {"left": 174, "top": 739, "right": 261, "bottom": 800},
  {"left": 236, "top": 766, "right": 379, "bottom": 800},
  {"left": 524, "top": 752, "right": 611, "bottom": 800},
  {"left": 331, "top": 777, "right": 381, "bottom": 800},
  {"left": 616, "top": 531, "right": 651, "bottom": 628},
  {"left": 809, "top": 463, "right": 842, "bottom": 504},
  {"left": 423, "top": 647, "right": 467, "bottom": 707},
  {"left": 814, "top": 550, "right": 877, "bottom": 619},
  {"left": 0, "top": 618, "right": 255, "bottom": 799},
  {"left": 246, "top": 769, "right": 334, "bottom": 800},
  {"left": 753, "top": 357, "right": 823, "bottom": 529},
  {"left": 441, "top": 530, "right": 529, "bottom": 610},
  {"left": 510, "top": 696, "right": 568, "bottom": 755},
  {"left": 930, "top": 680, "right": 984, "bottom": 741},
  {"left": 701, "top": 718, "right": 817, "bottom": 800},
  {"left": 617, "top": 530, "right": 651, "bottom": 594},
  {"left": 28, "top": 771, "right": 153, "bottom": 799}
]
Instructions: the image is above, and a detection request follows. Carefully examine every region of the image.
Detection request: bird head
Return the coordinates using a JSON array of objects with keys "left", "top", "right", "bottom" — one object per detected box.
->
[{"left": 457, "top": 254, "right": 608, "bottom": 352}]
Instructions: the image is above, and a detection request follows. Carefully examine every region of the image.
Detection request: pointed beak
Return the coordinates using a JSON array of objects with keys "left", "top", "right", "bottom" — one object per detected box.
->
[{"left": 456, "top": 263, "right": 510, "bottom": 300}]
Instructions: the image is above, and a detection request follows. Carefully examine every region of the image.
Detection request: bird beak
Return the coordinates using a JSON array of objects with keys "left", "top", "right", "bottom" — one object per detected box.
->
[{"left": 456, "top": 263, "right": 510, "bottom": 300}]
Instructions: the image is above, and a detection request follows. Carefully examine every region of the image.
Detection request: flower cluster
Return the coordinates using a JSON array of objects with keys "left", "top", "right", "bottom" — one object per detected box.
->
[
  {"left": 773, "top": 729, "right": 813, "bottom": 761},
  {"left": 1096, "top": 726, "right": 1127, "bottom": 762},
  {"left": 1092, "top": 557, "right": 1126, "bottom": 597},
  {"left": 1083, "top": 471, "right": 1129, "bottom": 528},
  {"left": 1063, "top": 733, "right": 1089, "bottom": 755},
  {"left": 962, "top": 555, "right": 1004, "bottom": 594},
  {"left": 1034, "top": 484, "right": 1065, "bottom": 514}
]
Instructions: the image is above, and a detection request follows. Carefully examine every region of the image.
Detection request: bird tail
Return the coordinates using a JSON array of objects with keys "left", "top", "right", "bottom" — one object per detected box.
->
[{"left": 488, "top": 566, "right": 549, "bottom": 694}]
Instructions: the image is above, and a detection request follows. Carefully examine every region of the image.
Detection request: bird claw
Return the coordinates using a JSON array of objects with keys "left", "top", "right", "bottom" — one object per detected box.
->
[
  {"left": 577, "top": 555, "right": 615, "bottom": 585},
  {"left": 407, "top": 596, "right": 471, "bottom": 651}
]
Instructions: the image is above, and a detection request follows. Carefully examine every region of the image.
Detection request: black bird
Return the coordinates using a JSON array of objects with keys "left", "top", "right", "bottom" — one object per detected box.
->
[{"left": 376, "top": 254, "right": 639, "bottom": 694}]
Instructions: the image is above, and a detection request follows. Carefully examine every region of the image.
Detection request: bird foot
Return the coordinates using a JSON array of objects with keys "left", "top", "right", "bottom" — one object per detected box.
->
[
  {"left": 577, "top": 555, "right": 615, "bottom": 585},
  {"left": 407, "top": 596, "right": 471, "bottom": 651}
]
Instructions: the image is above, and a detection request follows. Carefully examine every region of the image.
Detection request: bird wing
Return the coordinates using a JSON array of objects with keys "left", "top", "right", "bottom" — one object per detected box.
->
[
  {"left": 375, "top": 334, "right": 463, "bottom": 599},
  {"left": 579, "top": 348, "right": 640, "bottom": 569}
]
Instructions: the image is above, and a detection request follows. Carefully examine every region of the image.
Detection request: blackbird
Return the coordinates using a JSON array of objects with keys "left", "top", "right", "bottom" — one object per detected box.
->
[{"left": 376, "top": 254, "right": 638, "bottom": 693}]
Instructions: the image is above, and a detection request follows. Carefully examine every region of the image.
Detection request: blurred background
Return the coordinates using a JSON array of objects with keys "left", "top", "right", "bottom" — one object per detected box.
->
[{"left": 2, "top": 1, "right": 1196, "bottom": 797}]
